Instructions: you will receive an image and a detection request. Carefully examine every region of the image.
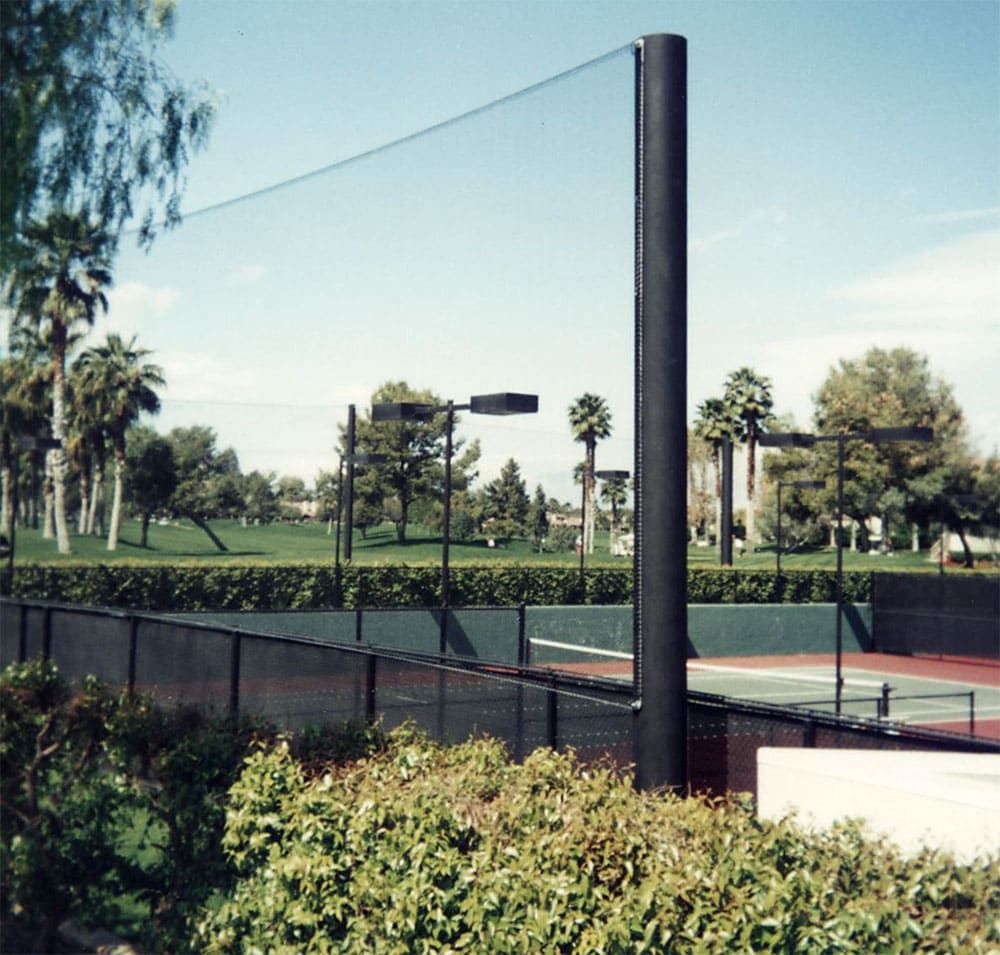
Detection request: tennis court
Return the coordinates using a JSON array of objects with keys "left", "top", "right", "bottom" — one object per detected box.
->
[{"left": 529, "top": 638, "right": 1000, "bottom": 741}]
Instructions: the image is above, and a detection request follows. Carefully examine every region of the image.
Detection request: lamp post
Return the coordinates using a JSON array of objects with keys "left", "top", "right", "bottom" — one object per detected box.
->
[
  {"left": 760, "top": 426, "right": 932, "bottom": 714},
  {"left": 775, "top": 479, "right": 825, "bottom": 576},
  {"left": 333, "top": 447, "right": 386, "bottom": 603},
  {"left": 372, "top": 393, "right": 538, "bottom": 626}
]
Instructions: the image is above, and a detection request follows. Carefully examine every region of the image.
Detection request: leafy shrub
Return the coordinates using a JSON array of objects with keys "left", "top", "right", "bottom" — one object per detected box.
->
[
  {"left": 0, "top": 661, "right": 385, "bottom": 954},
  {"left": 196, "top": 727, "right": 998, "bottom": 954},
  {"left": 11, "top": 563, "right": 874, "bottom": 610}
]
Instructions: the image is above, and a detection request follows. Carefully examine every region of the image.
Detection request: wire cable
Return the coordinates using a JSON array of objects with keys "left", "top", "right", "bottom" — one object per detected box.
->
[{"left": 127, "top": 43, "right": 634, "bottom": 234}]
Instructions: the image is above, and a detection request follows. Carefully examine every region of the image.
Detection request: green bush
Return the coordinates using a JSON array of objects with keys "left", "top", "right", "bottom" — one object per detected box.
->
[
  {"left": 0, "top": 661, "right": 384, "bottom": 954},
  {"left": 10, "top": 563, "right": 873, "bottom": 610},
  {"left": 196, "top": 728, "right": 998, "bottom": 954}
]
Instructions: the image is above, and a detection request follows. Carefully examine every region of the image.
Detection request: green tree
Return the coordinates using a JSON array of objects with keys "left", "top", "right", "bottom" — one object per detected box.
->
[
  {"left": 75, "top": 333, "right": 163, "bottom": 550},
  {"left": 483, "top": 458, "right": 530, "bottom": 543},
  {"left": 812, "top": 347, "right": 970, "bottom": 553},
  {"left": 166, "top": 426, "right": 243, "bottom": 551},
  {"left": 1, "top": 0, "right": 215, "bottom": 263},
  {"left": 568, "top": 394, "right": 612, "bottom": 555},
  {"left": 529, "top": 484, "right": 548, "bottom": 553},
  {"left": 349, "top": 382, "right": 457, "bottom": 544},
  {"left": 124, "top": 426, "right": 176, "bottom": 546},
  {"left": 4, "top": 212, "right": 113, "bottom": 553},
  {"left": 723, "top": 368, "right": 774, "bottom": 553},
  {"left": 242, "top": 470, "right": 280, "bottom": 525}
]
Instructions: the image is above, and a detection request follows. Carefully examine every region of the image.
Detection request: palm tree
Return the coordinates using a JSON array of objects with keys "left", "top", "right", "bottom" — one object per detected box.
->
[
  {"left": 5, "top": 212, "right": 113, "bottom": 553},
  {"left": 568, "top": 394, "right": 612, "bottom": 555},
  {"left": 722, "top": 367, "right": 774, "bottom": 554},
  {"left": 599, "top": 475, "right": 629, "bottom": 554},
  {"left": 75, "top": 334, "right": 164, "bottom": 550},
  {"left": 693, "top": 397, "right": 736, "bottom": 552}
]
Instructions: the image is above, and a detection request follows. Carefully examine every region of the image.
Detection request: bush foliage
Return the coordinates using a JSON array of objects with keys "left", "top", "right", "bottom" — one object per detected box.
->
[
  {"left": 9, "top": 563, "right": 873, "bottom": 611},
  {"left": 197, "top": 728, "right": 998, "bottom": 954},
  {"left": 0, "top": 661, "right": 383, "bottom": 954}
]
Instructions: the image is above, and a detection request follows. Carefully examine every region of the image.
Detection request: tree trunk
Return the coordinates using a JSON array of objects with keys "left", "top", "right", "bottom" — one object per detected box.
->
[
  {"left": 106, "top": 433, "right": 125, "bottom": 551},
  {"left": 50, "top": 331, "right": 72, "bottom": 554},
  {"left": 42, "top": 452, "right": 55, "bottom": 539},
  {"left": 192, "top": 517, "right": 228, "bottom": 551},
  {"left": 77, "top": 461, "right": 90, "bottom": 535},
  {"left": 1, "top": 460, "right": 11, "bottom": 537},
  {"left": 88, "top": 454, "right": 105, "bottom": 536},
  {"left": 585, "top": 443, "right": 596, "bottom": 555},
  {"left": 911, "top": 522, "right": 919, "bottom": 552},
  {"left": 744, "top": 435, "right": 756, "bottom": 554},
  {"left": 140, "top": 512, "right": 151, "bottom": 547},
  {"left": 956, "top": 529, "right": 975, "bottom": 568}
]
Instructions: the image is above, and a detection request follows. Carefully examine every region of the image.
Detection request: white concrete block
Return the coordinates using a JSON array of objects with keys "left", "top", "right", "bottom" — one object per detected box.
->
[{"left": 757, "top": 748, "right": 1000, "bottom": 863}]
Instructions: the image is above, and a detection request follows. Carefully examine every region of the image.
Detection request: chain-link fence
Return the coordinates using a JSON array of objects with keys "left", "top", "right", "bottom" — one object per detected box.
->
[{"left": 3, "top": 598, "right": 995, "bottom": 797}]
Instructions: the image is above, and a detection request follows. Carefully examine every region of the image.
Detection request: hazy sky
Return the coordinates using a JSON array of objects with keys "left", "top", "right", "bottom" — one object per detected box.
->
[{"left": 99, "top": 0, "right": 999, "bottom": 502}]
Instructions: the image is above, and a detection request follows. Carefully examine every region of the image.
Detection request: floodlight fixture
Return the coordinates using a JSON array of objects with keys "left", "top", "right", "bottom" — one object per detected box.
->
[
  {"left": 595, "top": 469, "right": 631, "bottom": 481},
  {"left": 868, "top": 426, "right": 933, "bottom": 444},
  {"left": 469, "top": 392, "right": 539, "bottom": 416},
  {"left": 792, "top": 480, "right": 826, "bottom": 490},
  {"left": 371, "top": 402, "right": 433, "bottom": 422},
  {"left": 758, "top": 432, "right": 816, "bottom": 448}
]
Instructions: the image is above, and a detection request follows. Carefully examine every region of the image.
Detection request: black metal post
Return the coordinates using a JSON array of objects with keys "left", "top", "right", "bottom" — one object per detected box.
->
[
  {"left": 365, "top": 653, "right": 377, "bottom": 723},
  {"left": 334, "top": 457, "right": 344, "bottom": 606},
  {"left": 127, "top": 616, "right": 138, "bottom": 697},
  {"left": 720, "top": 436, "right": 733, "bottom": 566},
  {"left": 18, "top": 604, "right": 27, "bottom": 662},
  {"left": 633, "top": 33, "right": 688, "bottom": 793},
  {"left": 441, "top": 401, "right": 454, "bottom": 650},
  {"left": 835, "top": 434, "right": 845, "bottom": 715},
  {"left": 344, "top": 404, "right": 356, "bottom": 562},
  {"left": 229, "top": 630, "right": 241, "bottom": 717},
  {"left": 578, "top": 474, "right": 586, "bottom": 600},
  {"left": 42, "top": 606, "right": 51, "bottom": 661},
  {"left": 776, "top": 481, "right": 783, "bottom": 577},
  {"left": 441, "top": 401, "right": 454, "bottom": 606}
]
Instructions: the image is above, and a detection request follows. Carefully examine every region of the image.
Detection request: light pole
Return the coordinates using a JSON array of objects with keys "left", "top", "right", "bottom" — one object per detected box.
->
[
  {"left": 775, "top": 479, "right": 825, "bottom": 576},
  {"left": 372, "top": 393, "right": 538, "bottom": 627},
  {"left": 334, "top": 447, "right": 386, "bottom": 604},
  {"left": 760, "top": 426, "right": 932, "bottom": 714}
]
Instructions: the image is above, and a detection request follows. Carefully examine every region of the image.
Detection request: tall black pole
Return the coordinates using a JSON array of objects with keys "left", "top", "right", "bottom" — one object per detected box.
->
[
  {"left": 720, "top": 435, "right": 733, "bottom": 566},
  {"left": 633, "top": 33, "right": 688, "bottom": 793},
  {"left": 775, "top": 482, "right": 783, "bottom": 577},
  {"left": 442, "top": 401, "right": 454, "bottom": 611},
  {"left": 578, "top": 473, "right": 586, "bottom": 599},
  {"left": 835, "top": 434, "right": 845, "bottom": 714},
  {"left": 344, "top": 404, "right": 356, "bottom": 562}
]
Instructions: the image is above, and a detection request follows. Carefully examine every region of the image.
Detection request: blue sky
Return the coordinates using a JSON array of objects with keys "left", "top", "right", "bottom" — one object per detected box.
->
[{"left": 101, "top": 0, "right": 999, "bottom": 502}]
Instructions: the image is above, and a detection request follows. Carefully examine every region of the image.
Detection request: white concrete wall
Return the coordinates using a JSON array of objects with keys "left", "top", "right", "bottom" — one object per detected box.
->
[{"left": 757, "top": 748, "right": 1000, "bottom": 863}]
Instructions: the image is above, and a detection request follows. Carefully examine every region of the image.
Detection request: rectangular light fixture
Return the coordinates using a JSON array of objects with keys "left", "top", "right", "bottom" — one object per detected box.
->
[
  {"left": 759, "top": 432, "right": 817, "bottom": 448},
  {"left": 868, "top": 426, "right": 933, "bottom": 444},
  {"left": 371, "top": 402, "right": 433, "bottom": 422},
  {"left": 595, "top": 469, "right": 630, "bottom": 480},
  {"left": 469, "top": 392, "right": 539, "bottom": 416},
  {"left": 793, "top": 480, "right": 826, "bottom": 490}
]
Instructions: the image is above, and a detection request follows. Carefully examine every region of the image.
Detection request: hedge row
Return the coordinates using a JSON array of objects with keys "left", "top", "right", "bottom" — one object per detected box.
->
[{"left": 7, "top": 563, "right": 873, "bottom": 611}]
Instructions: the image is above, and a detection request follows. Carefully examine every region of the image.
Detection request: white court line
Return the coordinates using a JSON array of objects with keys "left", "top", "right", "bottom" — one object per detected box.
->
[
  {"left": 688, "top": 661, "right": 887, "bottom": 690},
  {"left": 528, "top": 638, "right": 632, "bottom": 660}
]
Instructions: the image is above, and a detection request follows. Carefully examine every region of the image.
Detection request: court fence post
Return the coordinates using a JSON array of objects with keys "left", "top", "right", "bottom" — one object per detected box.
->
[
  {"left": 365, "top": 653, "right": 377, "bottom": 724},
  {"left": 228, "top": 630, "right": 242, "bottom": 717},
  {"left": 42, "top": 606, "right": 52, "bottom": 662},
  {"left": 880, "top": 682, "right": 891, "bottom": 719},
  {"left": 127, "top": 616, "right": 139, "bottom": 698},
  {"left": 18, "top": 603, "right": 27, "bottom": 663},
  {"left": 516, "top": 603, "right": 527, "bottom": 666},
  {"left": 546, "top": 674, "right": 558, "bottom": 751}
]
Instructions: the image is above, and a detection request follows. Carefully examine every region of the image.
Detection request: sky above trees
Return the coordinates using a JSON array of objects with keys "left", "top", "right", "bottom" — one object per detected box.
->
[{"left": 59, "top": 0, "right": 998, "bottom": 501}]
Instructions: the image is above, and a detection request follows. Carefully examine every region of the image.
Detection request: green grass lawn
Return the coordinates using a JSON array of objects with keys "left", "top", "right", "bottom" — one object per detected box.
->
[{"left": 9, "top": 518, "right": 991, "bottom": 573}]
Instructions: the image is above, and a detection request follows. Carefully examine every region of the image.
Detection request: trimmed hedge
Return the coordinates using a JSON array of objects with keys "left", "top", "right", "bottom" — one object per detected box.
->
[
  {"left": 196, "top": 728, "right": 998, "bottom": 953},
  {"left": 8, "top": 563, "right": 873, "bottom": 611}
]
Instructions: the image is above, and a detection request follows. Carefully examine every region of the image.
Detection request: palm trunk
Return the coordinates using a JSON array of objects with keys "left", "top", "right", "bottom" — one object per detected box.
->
[
  {"left": 585, "top": 444, "right": 596, "bottom": 555},
  {"left": 50, "top": 331, "right": 72, "bottom": 553},
  {"left": 42, "top": 451, "right": 55, "bottom": 539},
  {"left": 140, "top": 512, "right": 151, "bottom": 547},
  {"left": 107, "top": 435, "right": 125, "bottom": 551},
  {"left": 88, "top": 453, "right": 105, "bottom": 535},
  {"left": 77, "top": 458, "right": 90, "bottom": 534},
  {"left": 744, "top": 434, "right": 756, "bottom": 554},
  {"left": 1, "top": 459, "right": 11, "bottom": 537}
]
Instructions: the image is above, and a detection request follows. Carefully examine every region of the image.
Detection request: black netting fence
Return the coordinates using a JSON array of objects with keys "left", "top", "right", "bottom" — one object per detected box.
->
[
  {"left": 873, "top": 573, "right": 999, "bottom": 659},
  {"left": 3, "top": 598, "right": 995, "bottom": 798}
]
